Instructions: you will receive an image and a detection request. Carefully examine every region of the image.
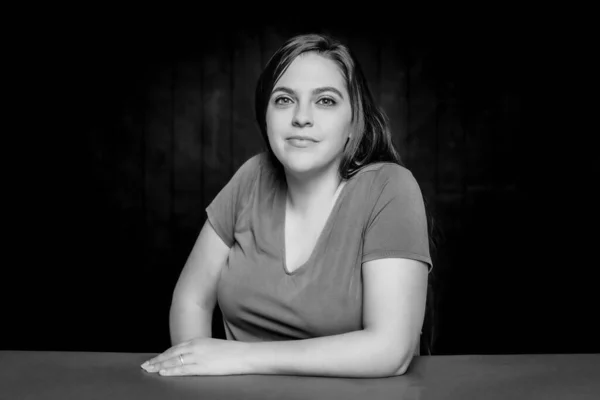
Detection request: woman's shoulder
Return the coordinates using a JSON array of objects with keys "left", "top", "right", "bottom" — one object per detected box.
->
[
  {"left": 222, "top": 152, "right": 268, "bottom": 200},
  {"left": 230, "top": 151, "right": 270, "bottom": 183},
  {"left": 237, "top": 151, "right": 267, "bottom": 172},
  {"left": 351, "top": 161, "right": 415, "bottom": 186},
  {"left": 349, "top": 162, "right": 425, "bottom": 205}
]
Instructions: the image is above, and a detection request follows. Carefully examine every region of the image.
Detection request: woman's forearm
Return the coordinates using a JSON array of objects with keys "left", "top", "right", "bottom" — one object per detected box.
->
[
  {"left": 169, "top": 301, "right": 213, "bottom": 346},
  {"left": 240, "top": 329, "right": 412, "bottom": 378}
]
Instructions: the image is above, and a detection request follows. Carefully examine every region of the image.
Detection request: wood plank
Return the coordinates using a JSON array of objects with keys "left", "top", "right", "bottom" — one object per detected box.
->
[
  {"left": 115, "top": 71, "right": 146, "bottom": 258},
  {"left": 232, "top": 29, "right": 264, "bottom": 170},
  {"left": 144, "top": 62, "right": 174, "bottom": 256},
  {"left": 380, "top": 35, "right": 410, "bottom": 164},
  {"left": 461, "top": 49, "right": 494, "bottom": 189},
  {"left": 173, "top": 58, "right": 204, "bottom": 258},
  {"left": 111, "top": 90, "right": 148, "bottom": 349},
  {"left": 202, "top": 36, "right": 233, "bottom": 223},
  {"left": 490, "top": 91, "right": 518, "bottom": 188},
  {"left": 406, "top": 45, "right": 437, "bottom": 200},
  {"left": 435, "top": 44, "right": 465, "bottom": 194},
  {"left": 463, "top": 115, "right": 493, "bottom": 189}
]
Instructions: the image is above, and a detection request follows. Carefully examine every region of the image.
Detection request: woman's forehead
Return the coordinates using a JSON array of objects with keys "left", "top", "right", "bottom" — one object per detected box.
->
[{"left": 275, "top": 52, "right": 346, "bottom": 93}]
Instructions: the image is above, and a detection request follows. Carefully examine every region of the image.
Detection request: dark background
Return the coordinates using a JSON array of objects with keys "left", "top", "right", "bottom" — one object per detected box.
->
[{"left": 5, "top": 20, "right": 596, "bottom": 355}]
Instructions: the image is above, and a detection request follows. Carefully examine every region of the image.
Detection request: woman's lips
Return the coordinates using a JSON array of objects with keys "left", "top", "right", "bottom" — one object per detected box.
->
[{"left": 287, "top": 138, "right": 317, "bottom": 148}]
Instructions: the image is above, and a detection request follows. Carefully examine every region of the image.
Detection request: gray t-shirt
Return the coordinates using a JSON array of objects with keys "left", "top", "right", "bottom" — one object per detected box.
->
[{"left": 206, "top": 152, "right": 432, "bottom": 342}]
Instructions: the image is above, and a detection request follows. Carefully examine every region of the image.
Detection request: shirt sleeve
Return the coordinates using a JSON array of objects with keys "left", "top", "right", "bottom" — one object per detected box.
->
[
  {"left": 362, "top": 165, "right": 433, "bottom": 272},
  {"left": 205, "top": 154, "right": 262, "bottom": 248}
]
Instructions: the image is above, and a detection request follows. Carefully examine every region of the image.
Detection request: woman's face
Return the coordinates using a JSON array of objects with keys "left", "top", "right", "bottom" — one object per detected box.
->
[{"left": 266, "top": 52, "right": 352, "bottom": 178}]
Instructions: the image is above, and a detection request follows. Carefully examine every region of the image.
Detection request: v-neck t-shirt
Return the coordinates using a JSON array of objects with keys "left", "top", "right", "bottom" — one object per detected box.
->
[{"left": 206, "top": 152, "right": 433, "bottom": 342}]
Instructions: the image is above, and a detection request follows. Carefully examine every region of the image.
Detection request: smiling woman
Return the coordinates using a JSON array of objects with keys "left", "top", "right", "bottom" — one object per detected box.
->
[
  {"left": 147, "top": 33, "right": 437, "bottom": 379},
  {"left": 265, "top": 52, "right": 353, "bottom": 180}
]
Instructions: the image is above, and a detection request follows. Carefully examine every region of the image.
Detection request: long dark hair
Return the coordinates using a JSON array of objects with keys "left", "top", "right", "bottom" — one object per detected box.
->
[
  {"left": 254, "top": 32, "right": 441, "bottom": 355},
  {"left": 255, "top": 33, "right": 404, "bottom": 180}
]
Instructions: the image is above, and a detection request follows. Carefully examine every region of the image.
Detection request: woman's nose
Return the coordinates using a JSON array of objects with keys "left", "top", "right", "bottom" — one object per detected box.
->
[{"left": 292, "top": 103, "right": 313, "bottom": 127}]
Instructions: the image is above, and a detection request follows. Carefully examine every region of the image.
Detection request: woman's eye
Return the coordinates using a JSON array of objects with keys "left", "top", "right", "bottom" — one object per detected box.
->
[
  {"left": 317, "top": 97, "right": 336, "bottom": 106},
  {"left": 275, "top": 97, "right": 292, "bottom": 105}
]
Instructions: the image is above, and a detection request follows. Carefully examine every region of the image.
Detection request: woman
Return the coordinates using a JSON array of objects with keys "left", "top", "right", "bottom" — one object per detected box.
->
[{"left": 141, "top": 33, "right": 435, "bottom": 378}]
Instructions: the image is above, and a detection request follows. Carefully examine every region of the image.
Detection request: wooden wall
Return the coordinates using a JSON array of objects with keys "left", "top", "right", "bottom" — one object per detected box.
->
[{"left": 9, "top": 25, "right": 534, "bottom": 355}]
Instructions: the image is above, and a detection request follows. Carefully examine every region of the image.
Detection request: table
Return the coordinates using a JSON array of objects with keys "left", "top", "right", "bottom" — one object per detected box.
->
[{"left": 1, "top": 351, "right": 598, "bottom": 399}]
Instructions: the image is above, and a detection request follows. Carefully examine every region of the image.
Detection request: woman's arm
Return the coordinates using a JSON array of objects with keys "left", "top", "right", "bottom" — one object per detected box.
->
[
  {"left": 241, "top": 258, "right": 428, "bottom": 378},
  {"left": 169, "top": 219, "right": 230, "bottom": 346},
  {"left": 145, "top": 258, "right": 427, "bottom": 378}
]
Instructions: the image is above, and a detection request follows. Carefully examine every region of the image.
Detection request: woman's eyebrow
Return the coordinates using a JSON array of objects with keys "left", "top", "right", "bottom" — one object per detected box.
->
[{"left": 272, "top": 86, "right": 344, "bottom": 99}]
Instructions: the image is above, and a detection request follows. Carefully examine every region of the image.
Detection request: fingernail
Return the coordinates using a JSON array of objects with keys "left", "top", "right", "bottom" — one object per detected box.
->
[{"left": 141, "top": 361, "right": 149, "bottom": 367}]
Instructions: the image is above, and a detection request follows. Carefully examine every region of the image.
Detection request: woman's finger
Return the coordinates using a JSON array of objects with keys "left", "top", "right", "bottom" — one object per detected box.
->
[
  {"left": 158, "top": 365, "right": 191, "bottom": 376},
  {"left": 143, "top": 352, "right": 192, "bottom": 373},
  {"left": 159, "top": 362, "right": 210, "bottom": 377},
  {"left": 142, "top": 342, "right": 190, "bottom": 367}
]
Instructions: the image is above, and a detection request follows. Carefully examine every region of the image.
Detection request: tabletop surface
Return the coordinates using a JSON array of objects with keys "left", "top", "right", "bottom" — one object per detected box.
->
[{"left": 1, "top": 351, "right": 599, "bottom": 399}]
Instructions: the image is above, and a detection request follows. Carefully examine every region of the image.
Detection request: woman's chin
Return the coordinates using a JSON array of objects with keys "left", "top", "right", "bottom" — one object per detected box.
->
[
  {"left": 273, "top": 144, "right": 341, "bottom": 177},
  {"left": 282, "top": 160, "right": 317, "bottom": 175},
  {"left": 281, "top": 156, "right": 339, "bottom": 179}
]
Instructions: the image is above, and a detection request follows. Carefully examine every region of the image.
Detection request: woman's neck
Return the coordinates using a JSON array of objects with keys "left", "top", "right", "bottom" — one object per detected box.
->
[{"left": 284, "top": 164, "right": 345, "bottom": 218}]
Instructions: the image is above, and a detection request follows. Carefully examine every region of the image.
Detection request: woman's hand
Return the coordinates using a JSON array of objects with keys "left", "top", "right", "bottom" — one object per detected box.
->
[{"left": 140, "top": 337, "right": 249, "bottom": 376}]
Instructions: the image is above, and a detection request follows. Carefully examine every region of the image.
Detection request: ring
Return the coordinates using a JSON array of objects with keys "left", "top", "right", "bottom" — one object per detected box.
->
[{"left": 179, "top": 354, "right": 184, "bottom": 366}]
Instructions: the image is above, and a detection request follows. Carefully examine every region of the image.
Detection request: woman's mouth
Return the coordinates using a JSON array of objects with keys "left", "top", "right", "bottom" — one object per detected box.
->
[{"left": 287, "top": 138, "right": 317, "bottom": 148}]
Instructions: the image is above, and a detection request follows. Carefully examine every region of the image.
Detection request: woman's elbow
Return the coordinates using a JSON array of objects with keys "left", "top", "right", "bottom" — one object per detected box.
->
[
  {"left": 391, "top": 361, "right": 410, "bottom": 376},
  {"left": 386, "top": 351, "right": 414, "bottom": 377}
]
